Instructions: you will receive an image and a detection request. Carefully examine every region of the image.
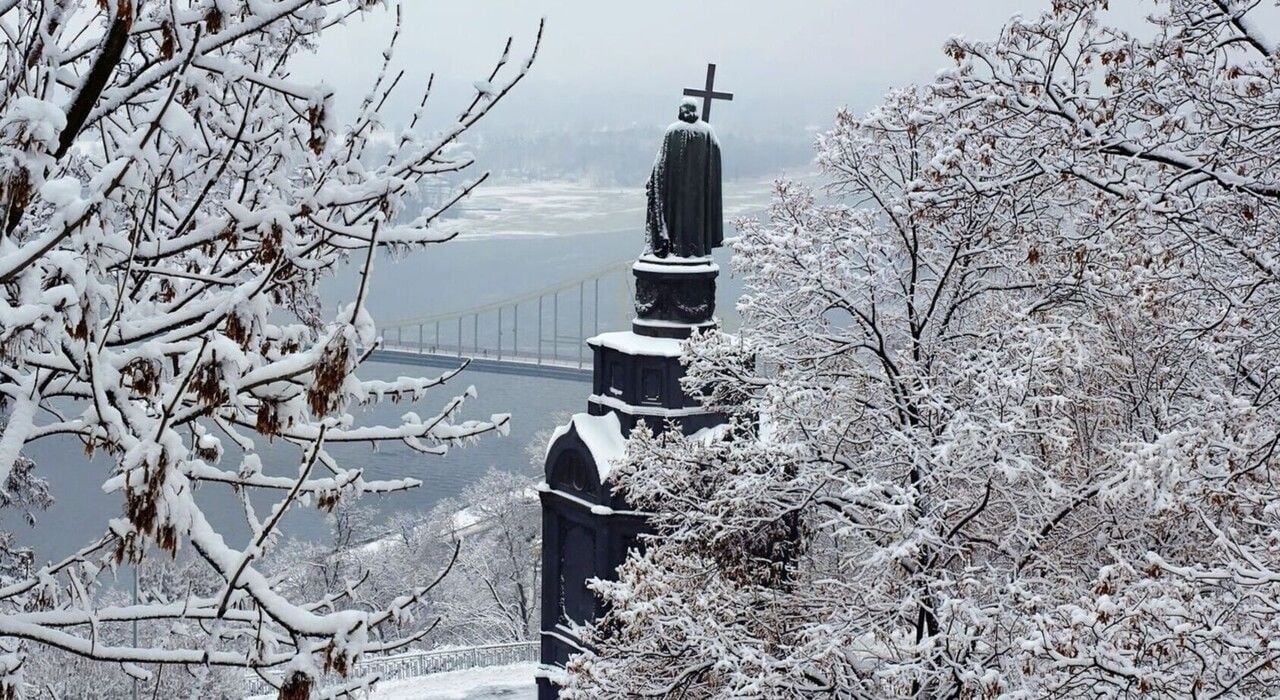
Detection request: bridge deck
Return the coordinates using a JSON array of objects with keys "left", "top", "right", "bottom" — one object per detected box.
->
[{"left": 370, "top": 345, "right": 592, "bottom": 382}]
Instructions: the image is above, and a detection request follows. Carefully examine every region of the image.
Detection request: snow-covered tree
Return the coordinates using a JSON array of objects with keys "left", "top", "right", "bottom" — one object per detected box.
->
[
  {"left": 27, "top": 554, "right": 247, "bottom": 697},
  {"left": 0, "top": 0, "right": 538, "bottom": 695},
  {"left": 428, "top": 468, "right": 541, "bottom": 646},
  {"left": 265, "top": 468, "right": 541, "bottom": 653},
  {"left": 568, "top": 1, "right": 1280, "bottom": 696}
]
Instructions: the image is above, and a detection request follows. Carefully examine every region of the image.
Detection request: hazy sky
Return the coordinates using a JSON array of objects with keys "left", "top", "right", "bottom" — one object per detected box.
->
[{"left": 297, "top": 1, "right": 1154, "bottom": 136}]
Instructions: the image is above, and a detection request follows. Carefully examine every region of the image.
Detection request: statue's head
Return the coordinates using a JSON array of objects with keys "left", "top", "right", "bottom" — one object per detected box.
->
[{"left": 679, "top": 97, "right": 699, "bottom": 123}]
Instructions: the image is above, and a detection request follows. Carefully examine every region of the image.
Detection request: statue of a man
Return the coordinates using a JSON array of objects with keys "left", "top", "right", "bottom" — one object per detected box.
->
[{"left": 645, "top": 98, "right": 723, "bottom": 259}]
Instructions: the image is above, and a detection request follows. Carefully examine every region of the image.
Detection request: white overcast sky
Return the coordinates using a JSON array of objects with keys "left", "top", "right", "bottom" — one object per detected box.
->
[{"left": 294, "top": 1, "right": 1154, "bottom": 134}]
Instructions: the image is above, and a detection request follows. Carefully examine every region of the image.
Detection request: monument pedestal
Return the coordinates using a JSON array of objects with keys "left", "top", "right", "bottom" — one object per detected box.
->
[
  {"left": 537, "top": 255, "right": 727, "bottom": 698},
  {"left": 538, "top": 89, "right": 731, "bottom": 698},
  {"left": 632, "top": 255, "right": 717, "bottom": 338},
  {"left": 586, "top": 330, "right": 725, "bottom": 436}
]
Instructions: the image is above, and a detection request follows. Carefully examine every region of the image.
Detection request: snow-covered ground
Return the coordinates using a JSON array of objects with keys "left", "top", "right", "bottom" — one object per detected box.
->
[
  {"left": 366, "top": 663, "right": 536, "bottom": 699},
  {"left": 248, "top": 663, "right": 536, "bottom": 700}
]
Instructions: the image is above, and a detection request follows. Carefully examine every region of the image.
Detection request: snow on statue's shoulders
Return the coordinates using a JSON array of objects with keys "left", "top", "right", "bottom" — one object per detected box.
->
[{"left": 665, "top": 118, "right": 719, "bottom": 144}]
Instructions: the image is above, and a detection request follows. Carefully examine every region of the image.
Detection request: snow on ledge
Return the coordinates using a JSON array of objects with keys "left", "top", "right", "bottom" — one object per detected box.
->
[
  {"left": 691, "top": 422, "right": 732, "bottom": 444},
  {"left": 632, "top": 259, "right": 719, "bottom": 275},
  {"left": 588, "top": 393, "right": 708, "bottom": 419},
  {"left": 632, "top": 317, "right": 716, "bottom": 330},
  {"left": 587, "top": 330, "right": 684, "bottom": 357},
  {"left": 637, "top": 253, "right": 712, "bottom": 265},
  {"left": 247, "top": 663, "right": 536, "bottom": 700}
]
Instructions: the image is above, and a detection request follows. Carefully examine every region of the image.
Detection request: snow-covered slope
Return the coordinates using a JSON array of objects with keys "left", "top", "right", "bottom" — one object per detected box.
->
[{"left": 250, "top": 663, "right": 535, "bottom": 700}]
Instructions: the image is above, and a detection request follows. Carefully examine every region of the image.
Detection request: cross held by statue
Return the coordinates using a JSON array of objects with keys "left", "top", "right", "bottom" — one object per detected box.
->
[{"left": 683, "top": 63, "right": 733, "bottom": 123}]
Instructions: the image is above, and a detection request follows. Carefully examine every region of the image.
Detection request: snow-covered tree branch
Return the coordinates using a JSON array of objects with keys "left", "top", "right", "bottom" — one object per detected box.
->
[
  {"left": 568, "top": 0, "right": 1280, "bottom": 696},
  {"left": 0, "top": 0, "right": 538, "bottom": 695}
]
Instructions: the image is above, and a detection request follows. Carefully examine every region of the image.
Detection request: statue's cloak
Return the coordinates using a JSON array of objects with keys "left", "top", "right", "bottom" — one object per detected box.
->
[{"left": 645, "top": 120, "right": 723, "bottom": 258}]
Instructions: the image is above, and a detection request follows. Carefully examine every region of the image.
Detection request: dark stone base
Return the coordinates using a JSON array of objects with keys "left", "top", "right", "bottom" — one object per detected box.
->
[
  {"left": 590, "top": 338, "right": 701, "bottom": 414},
  {"left": 539, "top": 252, "right": 731, "bottom": 698},
  {"left": 538, "top": 436, "right": 649, "bottom": 699},
  {"left": 633, "top": 257, "right": 717, "bottom": 331},
  {"left": 537, "top": 677, "right": 558, "bottom": 699}
]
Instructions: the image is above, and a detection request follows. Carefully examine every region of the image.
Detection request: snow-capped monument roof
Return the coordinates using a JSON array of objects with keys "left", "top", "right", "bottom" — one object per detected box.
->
[{"left": 546, "top": 411, "right": 627, "bottom": 482}]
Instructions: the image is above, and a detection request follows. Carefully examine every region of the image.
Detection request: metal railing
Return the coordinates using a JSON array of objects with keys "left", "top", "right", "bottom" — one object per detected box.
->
[
  {"left": 378, "top": 257, "right": 635, "bottom": 371},
  {"left": 360, "top": 641, "right": 537, "bottom": 682},
  {"left": 244, "top": 641, "right": 538, "bottom": 696}
]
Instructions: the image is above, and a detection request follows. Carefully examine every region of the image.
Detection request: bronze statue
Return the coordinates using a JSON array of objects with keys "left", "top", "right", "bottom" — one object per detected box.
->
[{"left": 645, "top": 98, "right": 723, "bottom": 259}]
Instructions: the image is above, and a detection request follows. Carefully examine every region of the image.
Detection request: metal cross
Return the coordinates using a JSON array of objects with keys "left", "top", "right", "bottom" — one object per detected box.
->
[{"left": 683, "top": 63, "right": 733, "bottom": 123}]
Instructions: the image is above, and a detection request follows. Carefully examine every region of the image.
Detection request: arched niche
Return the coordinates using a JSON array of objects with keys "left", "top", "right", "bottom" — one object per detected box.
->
[{"left": 551, "top": 446, "right": 596, "bottom": 497}]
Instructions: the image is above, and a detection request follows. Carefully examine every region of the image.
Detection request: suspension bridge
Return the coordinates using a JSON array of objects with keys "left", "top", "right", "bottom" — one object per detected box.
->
[{"left": 371, "top": 258, "right": 637, "bottom": 382}]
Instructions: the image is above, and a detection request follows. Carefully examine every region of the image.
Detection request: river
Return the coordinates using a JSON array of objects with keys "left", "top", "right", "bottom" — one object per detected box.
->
[{"left": 3, "top": 174, "right": 791, "bottom": 565}]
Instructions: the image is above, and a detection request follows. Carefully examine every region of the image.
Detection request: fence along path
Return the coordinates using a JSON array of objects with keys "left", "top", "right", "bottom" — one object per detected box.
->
[{"left": 244, "top": 641, "right": 538, "bottom": 696}]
